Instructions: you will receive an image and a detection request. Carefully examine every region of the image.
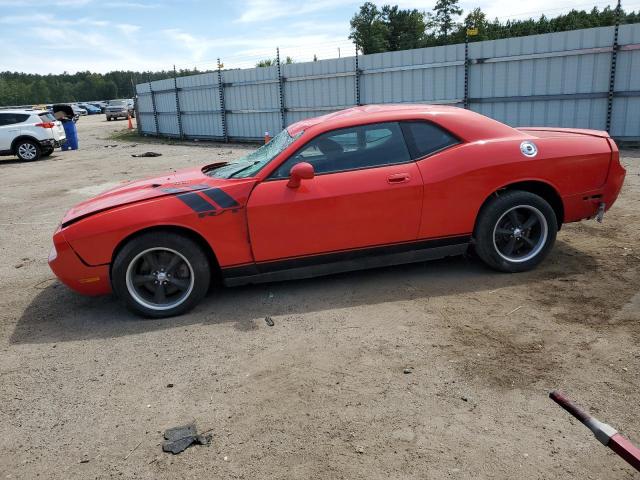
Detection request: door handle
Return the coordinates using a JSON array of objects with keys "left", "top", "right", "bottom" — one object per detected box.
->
[{"left": 387, "top": 173, "right": 410, "bottom": 184}]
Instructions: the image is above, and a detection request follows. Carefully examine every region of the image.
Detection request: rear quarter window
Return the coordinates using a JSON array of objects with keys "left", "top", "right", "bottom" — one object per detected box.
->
[
  {"left": 39, "top": 113, "right": 56, "bottom": 122},
  {"left": 401, "top": 121, "right": 459, "bottom": 160}
]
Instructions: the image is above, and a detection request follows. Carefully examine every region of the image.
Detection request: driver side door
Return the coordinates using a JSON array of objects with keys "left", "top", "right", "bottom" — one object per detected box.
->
[{"left": 246, "top": 121, "right": 424, "bottom": 263}]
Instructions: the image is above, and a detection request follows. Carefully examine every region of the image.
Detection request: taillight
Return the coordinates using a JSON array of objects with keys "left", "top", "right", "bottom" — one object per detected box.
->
[{"left": 35, "top": 122, "right": 55, "bottom": 128}]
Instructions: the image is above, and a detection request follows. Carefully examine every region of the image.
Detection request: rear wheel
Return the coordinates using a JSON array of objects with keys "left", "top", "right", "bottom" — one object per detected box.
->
[
  {"left": 15, "top": 139, "right": 41, "bottom": 161},
  {"left": 112, "top": 232, "right": 211, "bottom": 318},
  {"left": 474, "top": 190, "right": 557, "bottom": 272}
]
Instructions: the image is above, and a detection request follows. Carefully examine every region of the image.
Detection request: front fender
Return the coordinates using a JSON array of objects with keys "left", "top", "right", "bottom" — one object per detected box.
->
[{"left": 62, "top": 182, "right": 256, "bottom": 268}]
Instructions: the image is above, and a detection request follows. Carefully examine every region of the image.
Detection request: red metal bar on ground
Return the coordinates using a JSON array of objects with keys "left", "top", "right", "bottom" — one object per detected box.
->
[{"left": 549, "top": 390, "right": 640, "bottom": 472}]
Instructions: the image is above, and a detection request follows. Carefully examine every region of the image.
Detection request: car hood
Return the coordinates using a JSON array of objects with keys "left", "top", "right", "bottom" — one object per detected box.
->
[{"left": 61, "top": 163, "right": 249, "bottom": 226}]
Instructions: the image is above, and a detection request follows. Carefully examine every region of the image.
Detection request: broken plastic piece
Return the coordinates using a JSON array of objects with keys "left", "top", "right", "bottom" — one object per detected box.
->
[{"left": 162, "top": 423, "right": 211, "bottom": 454}]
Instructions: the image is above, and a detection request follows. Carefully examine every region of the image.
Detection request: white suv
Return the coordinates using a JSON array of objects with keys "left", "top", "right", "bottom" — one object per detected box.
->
[{"left": 0, "top": 110, "right": 66, "bottom": 161}]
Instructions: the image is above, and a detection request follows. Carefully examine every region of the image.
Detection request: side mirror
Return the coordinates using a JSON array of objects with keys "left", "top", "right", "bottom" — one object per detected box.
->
[{"left": 287, "top": 162, "right": 315, "bottom": 188}]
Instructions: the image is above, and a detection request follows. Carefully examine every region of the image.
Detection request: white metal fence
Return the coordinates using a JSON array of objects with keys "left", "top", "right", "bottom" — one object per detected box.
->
[{"left": 135, "top": 24, "right": 640, "bottom": 142}]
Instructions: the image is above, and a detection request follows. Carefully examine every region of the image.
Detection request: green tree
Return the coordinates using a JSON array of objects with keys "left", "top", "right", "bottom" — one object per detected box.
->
[
  {"left": 255, "top": 56, "right": 293, "bottom": 67},
  {"left": 432, "top": 0, "right": 463, "bottom": 38},
  {"left": 349, "top": 2, "right": 389, "bottom": 54},
  {"left": 381, "top": 5, "right": 427, "bottom": 51}
]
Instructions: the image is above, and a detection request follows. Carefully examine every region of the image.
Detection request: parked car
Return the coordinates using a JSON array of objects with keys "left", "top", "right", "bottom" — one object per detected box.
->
[
  {"left": 89, "top": 101, "right": 106, "bottom": 113},
  {"left": 0, "top": 109, "right": 66, "bottom": 161},
  {"left": 105, "top": 99, "right": 135, "bottom": 121},
  {"left": 48, "top": 104, "right": 625, "bottom": 317},
  {"left": 72, "top": 104, "right": 88, "bottom": 116},
  {"left": 78, "top": 103, "right": 101, "bottom": 115}
]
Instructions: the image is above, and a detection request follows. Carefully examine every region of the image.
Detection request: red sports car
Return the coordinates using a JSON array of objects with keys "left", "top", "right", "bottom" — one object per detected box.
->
[{"left": 49, "top": 105, "right": 625, "bottom": 317}]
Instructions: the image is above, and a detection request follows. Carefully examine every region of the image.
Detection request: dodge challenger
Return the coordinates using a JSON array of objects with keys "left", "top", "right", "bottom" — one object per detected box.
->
[{"left": 49, "top": 104, "right": 626, "bottom": 317}]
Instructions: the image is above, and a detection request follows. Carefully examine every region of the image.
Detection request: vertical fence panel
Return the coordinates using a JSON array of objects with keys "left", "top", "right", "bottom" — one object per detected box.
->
[
  {"left": 282, "top": 57, "right": 356, "bottom": 125},
  {"left": 135, "top": 82, "right": 155, "bottom": 135},
  {"left": 177, "top": 72, "right": 222, "bottom": 139},
  {"left": 136, "top": 24, "right": 640, "bottom": 142},
  {"left": 223, "top": 66, "right": 280, "bottom": 139},
  {"left": 152, "top": 78, "right": 180, "bottom": 137},
  {"left": 611, "top": 23, "right": 640, "bottom": 138}
]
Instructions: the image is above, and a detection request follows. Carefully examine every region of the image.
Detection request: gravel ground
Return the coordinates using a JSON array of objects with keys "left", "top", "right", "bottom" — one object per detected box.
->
[{"left": 0, "top": 115, "right": 638, "bottom": 479}]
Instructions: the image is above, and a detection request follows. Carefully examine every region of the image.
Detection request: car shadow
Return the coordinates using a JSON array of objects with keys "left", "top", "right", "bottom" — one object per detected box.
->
[
  {"left": 11, "top": 240, "right": 595, "bottom": 345},
  {"left": 0, "top": 155, "right": 60, "bottom": 165}
]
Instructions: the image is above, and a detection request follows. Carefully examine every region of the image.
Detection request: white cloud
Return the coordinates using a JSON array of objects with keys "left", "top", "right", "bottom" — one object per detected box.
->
[
  {"left": 237, "top": 0, "right": 351, "bottom": 23},
  {"left": 0, "top": 0, "right": 155, "bottom": 6},
  {"left": 162, "top": 28, "right": 213, "bottom": 62},
  {"left": 117, "top": 23, "right": 142, "bottom": 35}
]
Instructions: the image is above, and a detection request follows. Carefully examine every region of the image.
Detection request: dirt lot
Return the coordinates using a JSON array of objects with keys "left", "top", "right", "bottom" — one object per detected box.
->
[{"left": 0, "top": 114, "right": 638, "bottom": 479}]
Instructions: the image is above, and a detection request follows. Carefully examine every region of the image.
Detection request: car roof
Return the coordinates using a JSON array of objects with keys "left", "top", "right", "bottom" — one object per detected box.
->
[
  {"left": 0, "top": 109, "right": 40, "bottom": 115},
  {"left": 286, "top": 104, "right": 521, "bottom": 142}
]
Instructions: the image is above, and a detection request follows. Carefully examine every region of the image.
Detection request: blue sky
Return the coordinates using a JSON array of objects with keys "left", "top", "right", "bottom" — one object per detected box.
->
[{"left": 0, "top": 0, "right": 621, "bottom": 73}]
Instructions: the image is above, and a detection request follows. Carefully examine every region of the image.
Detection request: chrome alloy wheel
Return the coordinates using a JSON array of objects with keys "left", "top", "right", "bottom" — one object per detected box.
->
[
  {"left": 125, "top": 247, "right": 195, "bottom": 311},
  {"left": 492, "top": 205, "right": 548, "bottom": 263},
  {"left": 18, "top": 142, "right": 38, "bottom": 160}
]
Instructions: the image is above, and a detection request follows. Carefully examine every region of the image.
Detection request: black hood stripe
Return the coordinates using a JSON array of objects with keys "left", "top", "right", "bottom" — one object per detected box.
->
[
  {"left": 201, "top": 188, "right": 240, "bottom": 209},
  {"left": 176, "top": 192, "right": 217, "bottom": 213}
]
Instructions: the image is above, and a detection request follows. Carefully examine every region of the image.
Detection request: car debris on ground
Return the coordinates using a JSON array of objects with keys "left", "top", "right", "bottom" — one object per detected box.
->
[
  {"left": 161, "top": 423, "right": 212, "bottom": 454},
  {"left": 131, "top": 152, "right": 162, "bottom": 157}
]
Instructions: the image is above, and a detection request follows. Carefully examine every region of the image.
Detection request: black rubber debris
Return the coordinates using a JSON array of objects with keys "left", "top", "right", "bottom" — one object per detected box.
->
[
  {"left": 265, "top": 316, "right": 275, "bottom": 327},
  {"left": 161, "top": 423, "right": 211, "bottom": 454},
  {"left": 132, "top": 152, "right": 162, "bottom": 157}
]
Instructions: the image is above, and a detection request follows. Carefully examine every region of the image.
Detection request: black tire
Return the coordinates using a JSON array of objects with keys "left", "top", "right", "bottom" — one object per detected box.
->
[
  {"left": 474, "top": 190, "right": 557, "bottom": 273},
  {"left": 111, "top": 232, "right": 211, "bottom": 318},
  {"left": 15, "top": 139, "right": 41, "bottom": 161},
  {"left": 41, "top": 147, "right": 54, "bottom": 157},
  {"left": 106, "top": 116, "right": 112, "bottom": 121}
]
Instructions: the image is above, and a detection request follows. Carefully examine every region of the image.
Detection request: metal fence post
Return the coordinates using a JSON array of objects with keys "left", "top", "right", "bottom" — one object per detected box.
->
[
  {"left": 173, "top": 65, "right": 183, "bottom": 139},
  {"left": 464, "top": 35, "right": 470, "bottom": 109},
  {"left": 606, "top": 0, "right": 622, "bottom": 133},
  {"left": 276, "top": 47, "right": 286, "bottom": 130},
  {"left": 355, "top": 43, "right": 361, "bottom": 106},
  {"left": 217, "top": 58, "right": 228, "bottom": 142},
  {"left": 131, "top": 76, "right": 141, "bottom": 135},
  {"left": 148, "top": 76, "right": 159, "bottom": 136}
]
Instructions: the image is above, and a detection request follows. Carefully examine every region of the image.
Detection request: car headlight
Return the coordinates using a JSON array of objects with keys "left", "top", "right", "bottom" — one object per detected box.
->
[{"left": 48, "top": 245, "right": 58, "bottom": 262}]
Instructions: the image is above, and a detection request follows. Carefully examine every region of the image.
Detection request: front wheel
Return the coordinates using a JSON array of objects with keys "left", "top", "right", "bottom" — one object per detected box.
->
[
  {"left": 474, "top": 190, "right": 557, "bottom": 273},
  {"left": 111, "top": 232, "right": 211, "bottom": 318}
]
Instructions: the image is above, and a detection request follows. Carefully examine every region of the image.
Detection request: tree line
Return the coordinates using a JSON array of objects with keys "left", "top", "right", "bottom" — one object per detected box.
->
[
  {"left": 0, "top": 69, "right": 204, "bottom": 107},
  {"left": 350, "top": 1, "right": 640, "bottom": 54},
  {"left": 2, "top": 2, "right": 639, "bottom": 106}
]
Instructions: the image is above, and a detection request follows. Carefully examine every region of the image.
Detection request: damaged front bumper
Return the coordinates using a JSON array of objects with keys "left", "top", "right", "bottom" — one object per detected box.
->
[{"left": 48, "top": 227, "right": 112, "bottom": 296}]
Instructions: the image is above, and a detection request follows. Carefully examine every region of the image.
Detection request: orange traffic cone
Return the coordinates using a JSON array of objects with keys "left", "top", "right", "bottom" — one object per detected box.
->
[{"left": 128, "top": 112, "right": 133, "bottom": 130}]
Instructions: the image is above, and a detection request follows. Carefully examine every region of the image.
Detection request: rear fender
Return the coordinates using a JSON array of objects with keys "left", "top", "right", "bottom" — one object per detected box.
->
[{"left": 11, "top": 135, "right": 40, "bottom": 152}]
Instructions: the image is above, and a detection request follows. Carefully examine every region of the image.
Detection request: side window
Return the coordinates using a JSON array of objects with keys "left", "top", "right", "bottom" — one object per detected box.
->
[
  {"left": 271, "top": 122, "right": 410, "bottom": 178},
  {"left": 0, "top": 113, "right": 29, "bottom": 126},
  {"left": 401, "top": 121, "right": 459, "bottom": 160}
]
